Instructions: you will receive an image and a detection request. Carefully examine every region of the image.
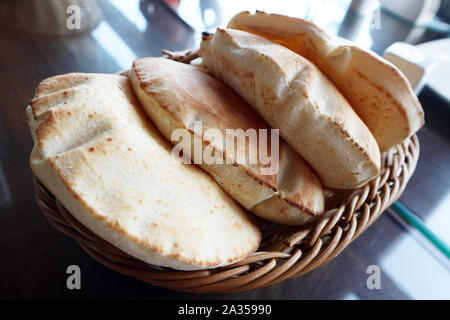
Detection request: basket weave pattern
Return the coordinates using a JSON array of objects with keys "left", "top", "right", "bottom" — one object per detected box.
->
[{"left": 32, "top": 51, "right": 420, "bottom": 293}]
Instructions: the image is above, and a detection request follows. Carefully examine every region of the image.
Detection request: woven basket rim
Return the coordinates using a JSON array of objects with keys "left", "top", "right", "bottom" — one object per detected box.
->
[{"left": 32, "top": 50, "right": 421, "bottom": 294}]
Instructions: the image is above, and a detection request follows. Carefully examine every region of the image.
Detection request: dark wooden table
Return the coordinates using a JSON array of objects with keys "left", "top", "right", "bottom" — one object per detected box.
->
[{"left": 1, "top": 0, "right": 449, "bottom": 300}]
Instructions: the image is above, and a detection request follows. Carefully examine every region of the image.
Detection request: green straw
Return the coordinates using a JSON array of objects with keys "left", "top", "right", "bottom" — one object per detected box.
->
[{"left": 391, "top": 201, "right": 450, "bottom": 259}]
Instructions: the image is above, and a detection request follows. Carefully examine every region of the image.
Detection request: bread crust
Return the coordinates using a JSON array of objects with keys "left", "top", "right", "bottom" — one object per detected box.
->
[
  {"left": 200, "top": 28, "right": 381, "bottom": 189},
  {"left": 130, "top": 58, "right": 324, "bottom": 225},
  {"left": 27, "top": 73, "right": 261, "bottom": 270},
  {"left": 227, "top": 11, "right": 424, "bottom": 151}
]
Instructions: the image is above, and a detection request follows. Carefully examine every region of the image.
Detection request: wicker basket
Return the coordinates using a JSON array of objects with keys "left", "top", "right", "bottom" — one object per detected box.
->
[{"left": 32, "top": 50, "right": 420, "bottom": 293}]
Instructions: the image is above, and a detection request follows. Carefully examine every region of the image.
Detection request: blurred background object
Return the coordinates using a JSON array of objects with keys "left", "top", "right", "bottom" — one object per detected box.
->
[
  {"left": 163, "top": 0, "right": 180, "bottom": 10},
  {"left": 383, "top": 42, "right": 436, "bottom": 94},
  {"left": 349, "top": 0, "right": 378, "bottom": 16},
  {"left": 161, "top": 0, "right": 449, "bottom": 101},
  {"left": 437, "top": 0, "right": 450, "bottom": 22},
  {"left": 379, "top": 0, "right": 441, "bottom": 26},
  {"left": 171, "top": 0, "right": 345, "bottom": 41},
  {"left": 383, "top": 37, "right": 450, "bottom": 103},
  {"left": 415, "top": 38, "right": 450, "bottom": 102},
  {"left": 0, "top": 0, "right": 102, "bottom": 35},
  {"left": 162, "top": 0, "right": 449, "bottom": 51}
]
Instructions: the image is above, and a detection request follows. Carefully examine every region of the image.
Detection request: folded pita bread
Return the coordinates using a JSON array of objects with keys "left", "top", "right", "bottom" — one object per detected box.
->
[
  {"left": 200, "top": 28, "right": 380, "bottom": 189},
  {"left": 227, "top": 11, "right": 425, "bottom": 152},
  {"left": 130, "top": 58, "right": 324, "bottom": 225},
  {"left": 26, "top": 73, "right": 261, "bottom": 270}
]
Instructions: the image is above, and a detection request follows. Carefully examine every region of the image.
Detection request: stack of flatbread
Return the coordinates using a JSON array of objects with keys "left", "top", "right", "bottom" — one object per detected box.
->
[{"left": 27, "top": 12, "right": 424, "bottom": 271}]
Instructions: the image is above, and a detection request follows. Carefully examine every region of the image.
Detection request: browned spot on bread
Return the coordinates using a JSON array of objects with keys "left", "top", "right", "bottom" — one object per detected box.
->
[
  {"left": 260, "top": 85, "right": 277, "bottom": 105},
  {"left": 353, "top": 68, "right": 409, "bottom": 133},
  {"left": 307, "top": 37, "right": 317, "bottom": 51},
  {"left": 283, "top": 198, "right": 318, "bottom": 217},
  {"left": 322, "top": 113, "right": 380, "bottom": 178},
  {"left": 233, "top": 223, "right": 243, "bottom": 230}
]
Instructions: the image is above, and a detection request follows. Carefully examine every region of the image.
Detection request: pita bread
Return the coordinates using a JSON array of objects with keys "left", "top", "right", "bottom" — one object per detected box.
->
[
  {"left": 227, "top": 11, "right": 424, "bottom": 151},
  {"left": 200, "top": 28, "right": 380, "bottom": 189},
  {"left": 130, "top": 58, "right": 324, "bottom": 225},
  {"left": 26, "top": 73, "right": 261, "bottom": 270}
]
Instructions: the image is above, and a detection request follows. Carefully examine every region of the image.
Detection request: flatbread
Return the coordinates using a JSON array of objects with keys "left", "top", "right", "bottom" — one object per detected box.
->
[
  {"left": 227, "top": 11, "right": 424, "bottom": 151},
  {"left": 200, "top": 28, "right": 380, "bottom": 189},
  {"left": 26, "top": 73, "right": 261, "bottom": 270},
  {"left": 130, "top": 58, "right": 324, "bottom": 225}
]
